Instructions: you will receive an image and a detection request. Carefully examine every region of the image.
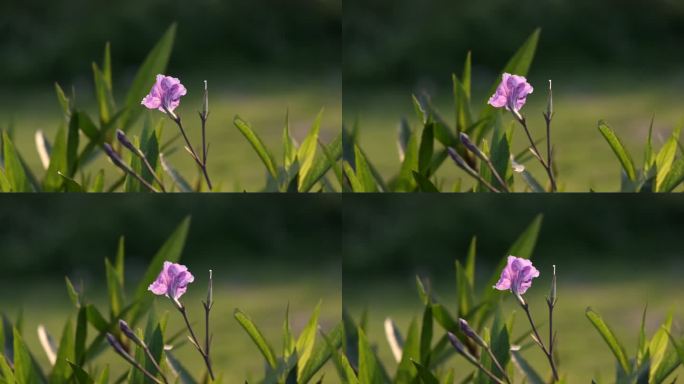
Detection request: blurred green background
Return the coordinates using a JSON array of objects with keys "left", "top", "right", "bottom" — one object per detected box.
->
[
  {"left": 343, "top": 195, "right": 684, "bottom": 382},
  {"left": 343, "top": 0, "right": 684, "bottom": 191},
  {"left": 0, "top": 195, "right": 341, "bottom": 382},
  {"left": 0, "top": 0, "right": 341, "bottom": 191}
]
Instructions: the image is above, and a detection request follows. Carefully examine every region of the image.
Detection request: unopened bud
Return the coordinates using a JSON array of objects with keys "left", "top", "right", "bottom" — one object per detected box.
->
[
  {"left": 202, "top": 80, "right": 209, "bottom": 119},
  {"left": 459, "top": 132, "right": 487, "bottom": 161},
  {"left": 459, "top": 318, "right": 487, "bottom": 348},
  {"left": 119, "top": 320, "right": 146, "bottom": 348}
]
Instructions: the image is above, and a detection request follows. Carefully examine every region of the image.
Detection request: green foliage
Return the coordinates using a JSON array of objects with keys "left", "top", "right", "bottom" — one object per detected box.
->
[
  {"left": 0, "top": 218, "right": 336, "bottom": 383},
  {"left": 1, "top": 23, "right": 340, "bottom": 193},
  {"left": 234, "top": 302, "right": 342, "bottom": 384},
  {"left": 344, "top": 29, "right": 550, "bottom": 192},
  {"left": 234, "top": 110, "right": 342, "bottom": 192},
  {"left": 337, "top": 216, "right": 553, "bottom": 383},
  {"left": 586, "top": 307, "right": 680, "bottom": 384}
]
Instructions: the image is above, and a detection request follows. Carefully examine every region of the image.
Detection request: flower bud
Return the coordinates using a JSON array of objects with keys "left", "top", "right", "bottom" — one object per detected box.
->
[
  {"left": 548, "top": 264, "right": 557, "bottom": 307},
  {"left": 202, "top": 80, "right": 209, "bottom": 119},
  {"left": 103, "top": 143, "right": 124, "bottom": 167},
  {"left": 459, "top": 318, "right": 487, "bottom": 348},
  {"left": 119, "top": 319, "right": 146, "bottom": 348},
  {"left": 448, "top": 147, "right": 473, "bottom": 172},
  {"left": 116, "top": 129, "right": 139, "bottom": 155},
  {"left": 545, "top": 80, "right": 553, "bottom": 119},
  {"left": 447, "top": 332, "right": 467, "bottom": 355},
  {"left": 106, "top": 333, "right": 128, "bottom": 357},
  {"left": 459, "top": 132, "right": 487, "bottom": 161}
]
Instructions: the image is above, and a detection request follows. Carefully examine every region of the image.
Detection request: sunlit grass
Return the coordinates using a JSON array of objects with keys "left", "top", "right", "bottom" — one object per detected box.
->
[
  {"left": 344, "top": 272, "right": 684, "bottom": 382},
  {"left": 343, "top": 72, "right": 684, "bottom": 192},
  {"left": 0, "top": 71, "right": 341, "bottom": 192},
  {"left": 1, "top": 267, "right": 341, "bottom": 383}
]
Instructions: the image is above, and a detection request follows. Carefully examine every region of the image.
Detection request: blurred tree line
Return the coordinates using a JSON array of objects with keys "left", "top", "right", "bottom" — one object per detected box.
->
[
  {"left": 0, "top": 0, "right": 340, "bottom": 86},
  {"left": 343, "top": 195, "right": 684, "bottom": 277},
  {"left": 0, "top": 195, "right": 341, "bottom": 278},
  {"left": 344, "top": 0, "right": 684, "bottom": 85}
]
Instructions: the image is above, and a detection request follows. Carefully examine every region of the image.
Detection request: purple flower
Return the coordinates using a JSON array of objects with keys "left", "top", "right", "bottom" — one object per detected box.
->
[
  {"left": 494, "top": 255, "right": 539, "bottom": 295},
  {"left": 148, "top": 261, "right": 195, "bottom": 301},
  {"left": 141, "top": 75, "right": 187, "bottom": 115},
  {"left": 488, "top": 73, "right": 534, "bottom": 113}
]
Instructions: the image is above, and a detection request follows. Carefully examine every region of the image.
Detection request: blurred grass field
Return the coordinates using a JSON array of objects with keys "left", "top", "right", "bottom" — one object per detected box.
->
[
  {"left": 344, "top": 271, "right": 684, "bottom": 383},
  {"left": 344, "top": 71, "right": 684, "bottom": 192},
  {"left": 0, "top": 71, "right": 341, "bottom": 192},
  {"left": 1, "top": 267, "right": 341, "bottom": 383}
]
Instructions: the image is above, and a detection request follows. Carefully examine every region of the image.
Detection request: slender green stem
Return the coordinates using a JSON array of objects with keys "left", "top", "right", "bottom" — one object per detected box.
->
[
  {"left": 141, "top": 345, "right": 169, "bottom": 384},
  {"left": 515, "top": 116, "right": 557, "bottom": 192},
  {"left": 521, "top": 303, "right": 559, "bottom": 381},
  {"left": 178, "top": 305, "right": 216, "bottom": 380},
  {"left": 166, "top": 110, "right": 213, "bottom": 190},
  {"left": 484, "top": 346, "right": 512, "bottom": 384}
]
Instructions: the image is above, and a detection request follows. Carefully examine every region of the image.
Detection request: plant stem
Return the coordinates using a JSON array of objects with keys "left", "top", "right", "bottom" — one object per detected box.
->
[
  {"left": 178, "top": 305, "right": 215, "bottom": 380},
  {"left": 515, "top": 116, "right": 557, "bottom": 192},
  {"left": 141, "top": 345, "right": 169, "bottom": 384},
  {"left": 483, "top": 158, "right": 511, "bottom": 192},
  {"left": 448, "top": 149, "right": 502, "bottom": 192},
  {"left": 167, "top": 111, "right": 213, "bottom": 190},
  {"left": 139, "top": 154, "right": 166, "bottom": 192},
  {"left": 521, "top": 303, "right": 559, "bottom": 381},
  {"left": 484, "top": 346, "right": 512, "bottom": 384},
  {"left": 115, "top": 161, "right": 159, "bottom": 193}
]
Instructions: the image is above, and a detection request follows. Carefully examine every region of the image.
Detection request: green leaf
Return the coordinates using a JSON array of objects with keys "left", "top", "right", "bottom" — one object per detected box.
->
[
  {"left": 510, "top": 349, "right": 544, "bottom": 384},
  {"left": 121, "top": 24, "right": 176, "bottom": 132},
  {"left": 129, "top": 217, "right": 190, "bottom": 323},
  {"left": 299, "top": 134, "right": 343, "bottom": 192},
  {"left": 412, "top": 171, "right": 439, "bottom": 192},
  {"left": 598, "top": 120, "right": 637, "bottom": 182},
  {"left": 92, "top": 62, "right": 115, "bottom": 126},
  {"left": 353, "top": 145, "right": 378, "bottom": 192},
  {"left": 105, "top": 258, "right": 125, "bottom": 318},
  {"left": 297, "top": 109, "right": 323, "bottom": 188},
  {"left": 88, "top": 169, "right": 105, "bottom": 192},
  {"left": 234, "top": 309, "right": 277, "bottom": 368},
  {"left": 299, "top": 324, "right": 344, "bottom": 384},
  {"left": 66, "top": 112, "right": 81, "bottom": 177},
  {"left": 159, "top": 153, "right": 192, "bottom": 192},
  {"left": 358, "top": 328, "right": 383, "bottom": 384},
  {"left": 165, "top": 351, "right": 198, "bottom": 384},
  {"left": 586, "top": 308, "right": 631, "bottom": 374},
  {"left": 0, "top": 353, "right": 15, "bottom": 383},
  {"left": 320, "top": 327, "right": 358, "bottom": 384},
  {"left": 485, "top": 215, "right": 543, "bottom": 298},
  {"left": 343, "top": 161, "right": 365, "bottom": 192},
  {"left": 42, "top": 126, "right": 67, "bottom": 191},
  {"left": 13, "top": 328, "right": 43, "bottom": 384},
  {"left": 58, "top": 172, "right": 84, "bottom": 192},
  {"left": 655, "top": 128, "right": 680, "bottom": 191},
  {"left": 418, "top": 123, "right": 434, "bottom": 175},
  {"left": 74, "top": 307, "right": 87, "bottom": 366},
  {"left": 456, "top": 261, "right": 474, "bottom": 318},
  {"left": 2, "top": 132, "right": 31, "bottom": 192},
  {"left": 411, "top": 360, "right": 439, "bottom": 384},
  {"left": 419, "top": 305, "right": 433, "bottom": 365},
  {"left": 658, "top": 157, "right": 684, "bottom": 192},
  {"left": 296, "top": 301, "right": 322, "bottom": 377},
  {"left": 50, "top": 319, "right": 75, "bottom": 383},
  {"left": 395, "top": 129, "right": 419, "bottom": 191},
  {"left": 54, "top": 83, "right": 70, "bottom": 118},
  {"left": 234, "top": 116, "right": 278, "bottom": 179},
  {"left": 481, "top": 29, "right": 540, "bottom": 120},
  {"left": 65, "top": 277, "right": 81, "bottom": 308},
  {"left": 282, "top": 110, "right": 297, "bottom": 170},
  {"left": 396, "top": 318, "right": 420, "bottom": 382},
  {"left": 649, "top": 312, "right": 673, "bottom": 382},
  {"left": 67, "top": 362, "right": 94, "bottom": 384}
]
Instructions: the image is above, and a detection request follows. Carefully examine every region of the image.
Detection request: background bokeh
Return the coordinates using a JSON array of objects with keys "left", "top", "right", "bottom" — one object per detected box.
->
[
  {"left": 0, "top": 195, "right": 341, "bottom": 382},
  {"left": 343, "top": 195, "right": 684, "bottom": 382},
  {"left": 0, "top": 0, "right": 341, "bottom": 191},
  {"left": 343, "top": 0, "right": 684, "bottom": 191}
]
